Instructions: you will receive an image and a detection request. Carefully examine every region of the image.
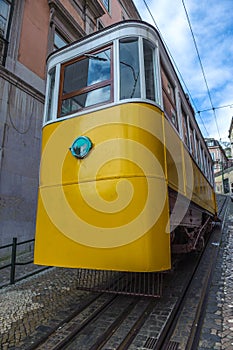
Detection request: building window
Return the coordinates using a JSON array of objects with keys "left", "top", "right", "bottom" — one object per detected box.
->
[
  {"left": 210, "top": 152, "right": 215, "bottom": 161},
  {"left": 0, "top": 0, "right": 11, "bottom": 38},
  {"left": 59, "top": 46, "right": 113, "bottom": 117},
  {"left": 101, "top": 0, "right": 110, "bottom": 12},
  {"left": 0, "top": 0, "right": 12, "bottom": 65},
  {"left": 54, "top": 31, "right": 68, "bottom": 50},
  {"left": 97, "top": 19, "right": 104, "bottom": 31},
  {"left": 206, "top": 140, "right": 214, "bottom": 147}
]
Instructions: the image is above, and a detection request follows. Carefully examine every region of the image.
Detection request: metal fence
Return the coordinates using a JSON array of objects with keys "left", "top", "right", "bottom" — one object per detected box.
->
[{"left": 0, "top": 237, "right": 50, "bottom": 288}]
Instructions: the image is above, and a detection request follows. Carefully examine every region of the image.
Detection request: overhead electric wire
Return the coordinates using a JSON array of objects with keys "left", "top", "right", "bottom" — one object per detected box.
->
[
  {"left": 197, "top": 103, "right": 233, "bottom": 114},
  {"left": 142, "top": 0, "right": 159, "bottom": 30},
  {"left": 140, "top": 0, "right": 210, "bottom": 137},
  {"left": 181, "top": 0, "right": 221, "bottom": 140}
]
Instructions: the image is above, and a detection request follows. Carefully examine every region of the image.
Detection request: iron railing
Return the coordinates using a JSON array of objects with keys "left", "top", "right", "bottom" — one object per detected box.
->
[{"left": 0, "top": 237, "right": 50, "bottom": 288}]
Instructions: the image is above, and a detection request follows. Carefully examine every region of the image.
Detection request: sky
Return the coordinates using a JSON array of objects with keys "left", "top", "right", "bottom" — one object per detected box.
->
[{"left": 133, "top": 0, "right": 233, "bottom": 143}]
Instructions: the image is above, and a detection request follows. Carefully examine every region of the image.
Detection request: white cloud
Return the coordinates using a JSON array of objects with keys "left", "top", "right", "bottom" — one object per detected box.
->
[{"left": 133, "top": 0, "right": 233, "bottom": 142}]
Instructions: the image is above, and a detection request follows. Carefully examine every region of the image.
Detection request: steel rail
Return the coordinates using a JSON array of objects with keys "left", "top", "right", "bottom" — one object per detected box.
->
[{"left": 157, "top": 196, "right": 229, "bottom": 350}]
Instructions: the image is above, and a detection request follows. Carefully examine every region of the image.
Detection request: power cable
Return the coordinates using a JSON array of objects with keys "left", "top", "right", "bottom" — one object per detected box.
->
[
  {"left": 181, "top": 0, "right": 221, "bottom": 140},
  {"left": 140, "top": 0, "right": 210, "bottom": 137},
  {"left": 142, "top": 0, "right": 159, "bottom": 31},
  {"left": 198, "top": 103, "right": 233, "bottom": 114}
]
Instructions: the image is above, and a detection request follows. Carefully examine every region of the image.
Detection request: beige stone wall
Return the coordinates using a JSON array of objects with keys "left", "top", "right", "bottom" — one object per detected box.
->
[{"left": 18, "top": 0, "right": 50, "bottom": 79}]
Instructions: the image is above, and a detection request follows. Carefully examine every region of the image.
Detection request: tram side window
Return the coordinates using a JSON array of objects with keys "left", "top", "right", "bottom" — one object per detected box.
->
[
  {"left": 59, "top": 47, "right": 112, "bottom": 117},
  {"left": 200, "top": 146, "right": 204, "bottom": 171},
  {"left": 161, "top": 67, "right": 178, "bottom": 130},
  {"left": 46, "top": 67, "right": 56, "bottom": 122},
  {"left": 143, "top": 39, "right": 156, "bottom": 102},
  {"left": 119, "top": 38, "right": 140, "bottom": 100},
  {"left": 195, "top": 135, "right": 200, "bottom": 165},
  {"left": 182, "top": 110, "right": 190, "bottom": 148},
  {"left": 203, "top": 153, "right": 207, "bottom": 177},
  {"left": 189, "top": 126, "right": 195, "bottom": 158}
]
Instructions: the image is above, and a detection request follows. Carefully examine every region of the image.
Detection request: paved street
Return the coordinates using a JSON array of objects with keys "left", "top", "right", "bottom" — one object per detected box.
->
[
  {"left": 199, "top": 198, "right": 233, "bottom": 349},
  {"left": 0, "top": 196, "right": 233, "bottom": 349}
]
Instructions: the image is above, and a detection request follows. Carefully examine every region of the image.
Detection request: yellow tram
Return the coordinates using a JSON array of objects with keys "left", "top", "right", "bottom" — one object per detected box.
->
[{"left": 34, "top": 20, "right": 217, "bottom": 272}]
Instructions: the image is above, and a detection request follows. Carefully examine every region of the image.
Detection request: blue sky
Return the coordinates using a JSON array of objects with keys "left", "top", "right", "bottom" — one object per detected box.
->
[{"left": 133, "top": 0, "right": 233, "bottom": 142}]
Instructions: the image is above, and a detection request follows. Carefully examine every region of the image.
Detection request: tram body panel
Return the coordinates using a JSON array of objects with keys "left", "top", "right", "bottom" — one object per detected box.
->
[
  {"left": 39, "top": 104, "right": 166, "bottom": 187},
  {"left": 191, "top": 161, "right": 216, "bottom": 214},
  {"left": 35, "top": 177, "right": 170, "bottom": 271},
  {"left": 163, "top": 118, "right": 185, "bottom": 195},
  {"left": 163, "top": 117, "right": 216, "bottom": 222},
  {"left": 34, "top": 103, "right": 171, "bottom": 272}
]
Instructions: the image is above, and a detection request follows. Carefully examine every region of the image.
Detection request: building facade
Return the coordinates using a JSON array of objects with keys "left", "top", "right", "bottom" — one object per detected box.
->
[
  {"left": 214, "top": 166, "right": 233, "bottom": 195},
  {"left": 205, "top": 138, "right": 228, "bottom": 174},
  {"left": 0, "top": 0, "right": 140, "bottom": 245},
  {"left": 205, "top": 137, "right": 233, "bottom": 194},
  {"left": 229, "top": 116, "right": 233, "bottom": 157}
]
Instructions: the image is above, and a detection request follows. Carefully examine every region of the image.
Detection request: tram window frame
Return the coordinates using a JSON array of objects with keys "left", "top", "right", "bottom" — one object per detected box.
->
[
  {"left": 119, "top": 37, "right": 141, "bottom": 100},
  {"left": 189, "top": 125, "right": 195, "bottom": 158},
  {"left": 182, "top": 110, "right": 190, "bottom": 149},
  {"left": 45, "top": 67, "right": 56, "bottom": 122},
  {"left": 58, "top": 45, "right": 113, "bottom": 117},
  {"left": 200, "top": 145, "right": 204, "bottom": 172},
  {"left": 194, "top": 133, "right": 200, "bottom": 165},
  {"left": 161, "top": 66, "right": 178, "bottom": 130},
  {"left": 143, "top": 38, "right": 157, "bottom": 102}
]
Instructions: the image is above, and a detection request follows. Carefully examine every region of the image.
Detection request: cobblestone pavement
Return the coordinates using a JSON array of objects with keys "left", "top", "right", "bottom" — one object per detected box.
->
[
  {"left": 0, "top": 268, "right": 91, "bottom": 349},
  {"left": 0, "top": 196, "right": 233, "bottom": 349},
  {"left": 198, "top": 199, "right": 233, "bottom": 350}
]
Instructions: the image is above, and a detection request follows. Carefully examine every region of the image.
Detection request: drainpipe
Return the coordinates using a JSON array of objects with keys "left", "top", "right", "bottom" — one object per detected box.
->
[{"left": 0, "top": 123, "right": 7, "bottom": 183}]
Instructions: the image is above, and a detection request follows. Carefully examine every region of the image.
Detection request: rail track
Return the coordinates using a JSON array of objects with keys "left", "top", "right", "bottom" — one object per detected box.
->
[{"left": 28, "top": 195, "right": 229, "bottom": 350}]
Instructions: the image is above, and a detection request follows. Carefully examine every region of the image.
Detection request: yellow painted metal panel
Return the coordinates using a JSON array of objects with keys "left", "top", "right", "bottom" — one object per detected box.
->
[
  {"left": 34, "top": 177, "right": 171, "bottom": 272},
  {"left": 163, "top": 117, "right": 215, "bottom": 215},
  {"left": 163, "top": 118, "right": 185, "bottom": 195},
  {"left": 40, "top": 104, "right": 166, "bottom": 188},
  {"left": 35, "top": 103, "right": 171, "bottom": 272}
]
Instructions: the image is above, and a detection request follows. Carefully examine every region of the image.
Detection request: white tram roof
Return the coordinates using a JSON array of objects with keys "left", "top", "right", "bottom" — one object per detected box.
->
[{"left": 47, "top": 20, "right": 160, "bottom": 69}]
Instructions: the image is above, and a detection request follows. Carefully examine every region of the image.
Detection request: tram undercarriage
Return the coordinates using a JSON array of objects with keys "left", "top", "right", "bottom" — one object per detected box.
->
[{"left": 169, "top": 189, "right": 213, "bottom": 254}]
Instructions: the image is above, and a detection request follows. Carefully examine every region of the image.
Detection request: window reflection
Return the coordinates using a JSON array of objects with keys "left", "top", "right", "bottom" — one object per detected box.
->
[
  {"left": 60, "top": 47, "right": 112, "bottom": 116},
  {"left": 63, "top": 49, "right": 111, "bottom": 94},
  {"left": 61, "top": 86, "right": 110, "bottom": 116},
  {"left": 119, "top": 38, "right": 140, "bottom": 99}
]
